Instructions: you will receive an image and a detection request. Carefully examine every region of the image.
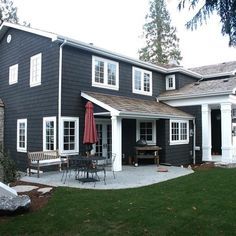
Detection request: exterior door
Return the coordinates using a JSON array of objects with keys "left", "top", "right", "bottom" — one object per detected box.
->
[{"left": 95, "top": 120, "right": 112, "bottom": 158}]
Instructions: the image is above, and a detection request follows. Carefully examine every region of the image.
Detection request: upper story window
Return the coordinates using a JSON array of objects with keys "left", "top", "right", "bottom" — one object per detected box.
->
[
  {"left": 43, "top": 117, "right": 56, "bottom": 151},
  {"left": 166, "top": 74, "right": 176, "bottom": 90},
  {"left": 30, "top": 53, "right": 42, "bottom": 87},
  {"left": 17, "top": 119, "right": 27, "bottom": 152},
  {"left": 170, "top": 120, "right": 189, "bottom": 145},
  {"left": 136, "top": 120, "right": 156, "bottom": 144},
  {"left": 132, "top": 67, "right": 152, "bottom": 96},
  {"left": 9, "top": 64, "right": 18, "bottom": 85},
  {"left": 92, "top": 56, "right": 119, "bottom": 90}
]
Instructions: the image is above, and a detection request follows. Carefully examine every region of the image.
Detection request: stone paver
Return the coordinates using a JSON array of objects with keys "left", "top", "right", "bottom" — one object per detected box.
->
[
  {"left": 12, "top": 185, "right": 39, "bottom": 193},
  {"left": 20, "top": 165, "right": 194, "bottom": 190},
  {"left": 37, "top": 187, "right": 53, "bottom": 194}
]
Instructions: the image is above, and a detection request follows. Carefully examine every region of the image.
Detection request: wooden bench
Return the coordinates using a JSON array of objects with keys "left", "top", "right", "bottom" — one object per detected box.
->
[{"left": 28, "top": 150, "right": 68, "bottom": 178}]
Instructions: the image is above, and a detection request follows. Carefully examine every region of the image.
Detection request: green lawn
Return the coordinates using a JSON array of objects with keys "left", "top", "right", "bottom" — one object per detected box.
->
[{"left": 1, "top": 168, "right": 236, "bottom": 236}]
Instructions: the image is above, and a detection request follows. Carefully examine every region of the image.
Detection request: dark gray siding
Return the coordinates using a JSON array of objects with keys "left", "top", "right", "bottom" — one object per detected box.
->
[
  {"left": 61, "top": 46, "right": 166, "bottom": 152},
  {"left": 175, "top": 73, "right": 198, "bottom": 89},
  {"left": 0, "top": 29, "right": 59, "bottom": 170},
  {"left": 157, "top": 119, "right": 194, "bottom": 165},
  {"left": 179, "top": 106, "right": 202, "bottom": 163}
]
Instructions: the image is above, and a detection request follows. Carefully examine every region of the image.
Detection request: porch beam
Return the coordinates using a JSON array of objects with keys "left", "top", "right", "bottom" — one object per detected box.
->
[
  {"left": 221, "top": 103, "right": 233, "bottom": 162},
  {"left": 201, "top": 104, "right": 212, "bottom": 161},
  {"left": 111, "top": 116, "right": 122, "bottom": 171}
]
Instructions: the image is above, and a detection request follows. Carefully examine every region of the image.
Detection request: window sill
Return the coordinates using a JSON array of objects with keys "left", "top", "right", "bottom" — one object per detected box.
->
[
  {"left": 17, "top": 149, "right": 27, "bottom": 153},
  {"left": 170, "top": 141, "right": 189, "bottom": 146},
  {"left": 92, "top": 82, "right": 119, "bottom": 91},
  {"left": 30, "top": 82, "right": 41, "bottom": 88},
  {"left": 133, "top": 90, "right": 152, "bottom": 96}
]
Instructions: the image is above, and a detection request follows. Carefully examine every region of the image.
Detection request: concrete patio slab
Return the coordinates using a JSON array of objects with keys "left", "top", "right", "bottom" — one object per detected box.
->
[{"left": 20, "top": 165, "right": 194, "bottom": 190}]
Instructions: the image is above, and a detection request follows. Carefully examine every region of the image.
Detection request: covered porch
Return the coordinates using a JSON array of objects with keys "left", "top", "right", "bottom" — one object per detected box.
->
[{"left": 81, "top": 91, "right": 194, "bottom": 171}]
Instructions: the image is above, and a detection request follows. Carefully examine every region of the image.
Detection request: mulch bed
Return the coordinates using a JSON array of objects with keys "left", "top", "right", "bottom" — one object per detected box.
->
[
  {"left": 0, "top": 181, "right": 55, "bottom": 221},
  {"left": 190, "top": 162, "right": 215, "bottom": 170}
]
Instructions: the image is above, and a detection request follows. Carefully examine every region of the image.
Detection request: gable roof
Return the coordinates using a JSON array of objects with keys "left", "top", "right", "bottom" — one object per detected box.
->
[
  {"left": 81, "top": 91, "right": 194, "bottom": 119},
  {"left": 158, "top": 77, "right": 236, "bottom": 101},
  {"left": 0, "top": 22, "right": 202, "bottom": 79},
  {"left": 189, "top": 61, "right": 236, "bottom": 78}
]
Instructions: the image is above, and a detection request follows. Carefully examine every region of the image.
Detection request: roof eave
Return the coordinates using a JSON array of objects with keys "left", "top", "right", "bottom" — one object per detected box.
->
[{"left": 158, "top": 90, "right": 232, "bottom": 101}]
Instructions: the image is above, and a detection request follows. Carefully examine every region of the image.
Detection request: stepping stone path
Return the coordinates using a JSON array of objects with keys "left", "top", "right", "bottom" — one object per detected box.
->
[
  {"left": 37, "top": 187, "right": 53, "bottom": 194},
  {"left": 12, "top": 185, "right": 39, "bottom": 193}
]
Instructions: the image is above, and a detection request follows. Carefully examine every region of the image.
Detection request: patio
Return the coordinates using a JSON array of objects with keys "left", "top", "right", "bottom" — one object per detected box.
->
[{"left": 20, "top": 165, "right": 194, "bottom": 190}]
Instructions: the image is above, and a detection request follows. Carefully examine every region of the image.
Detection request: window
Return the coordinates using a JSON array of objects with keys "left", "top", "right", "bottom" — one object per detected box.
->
[
  {"left": 170, "top": 120, "right": 189, "bottom": 145},
  {"left": 17, "top": 119, "right": 27, "bottom": 152},
  {"left": 43, "top": 117, "right": 56, "bottom": 151},
  {"left": 166, "top": 74, "right": 176, "bottom": 90},
  {"left": 132, "top": 67, "right": 152, "bottom": 96},
  {"left": 61, "top": 117, "right": 79, "bottom": 154},
  {"left": 9, "top": 64, "right": 18, "bottom": 85},
  {"left": 137, "top": 120, "right": 156, "bottom": 144},
  {"left": 30, "top": 53, "right": 42, "bottom": 87},
  {"left": 92, "top": 56, "right": 119, "bottom": 90}
]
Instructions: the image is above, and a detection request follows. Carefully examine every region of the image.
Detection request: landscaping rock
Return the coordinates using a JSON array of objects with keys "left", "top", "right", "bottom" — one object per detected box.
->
[{"left": 0, "top": 195, "right": 31, "bottom": 214}]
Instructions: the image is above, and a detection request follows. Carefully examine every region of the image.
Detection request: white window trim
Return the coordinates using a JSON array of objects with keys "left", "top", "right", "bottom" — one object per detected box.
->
[
  {"left": 132, "top": 67, "right": 152, "bottom": 96},
  {"left": 43, "top": 117, "right": 57, "bottom": 151},
  {"left": 30, "top": 53, "right": 42, "bottom": 87},
  {"left": 166, "top": 74, "right": 176, "bottom": 90},
  {"left": 17, "top": 119, "right": 27, "bottom": 153},
  {"left": 92, "top": 56, "right": 119, "bottom": 90},
  {"left": 169, "top": 120, "right": 189, "bottom": 145},
  {"left": 9, "top": 64, "right": 18, "bottom": 85},
  {"left": 60, "top": 117, "right": 79, "bottom": 155},
  {"left": 136, "top": 120, "right": 156, "bottom": 145}
]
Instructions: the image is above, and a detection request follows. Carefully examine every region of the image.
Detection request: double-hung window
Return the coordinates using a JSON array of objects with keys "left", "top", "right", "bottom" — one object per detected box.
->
[
  {"left": 132, "top": 67, "right": 152, "bottom": 96},
  {"left": 43, "top": 117, "right": 56, "bottom": 151},
  {"left": 61, "top": 117, "right": 79, "bottom": 154},
  {"left": 92, "top": 56, "right": 119, "bottom": 90},
  {"left": 17, "top": 119, "right": 27, "bottom": 152},
  {"left": 9, "top": 64, "right": 18, "bottom": 85},
  {"left": 30, "top": 53, "right": 42, "bottom": 87},
  {"left": 170, "top": 120, "right": 189, "bottom": 145},
  {"left": 137, "top": 120, "right": 156, "bottom": 144},
  {"left": 166, "top": 74, "right": 176, "bottom": 90}
]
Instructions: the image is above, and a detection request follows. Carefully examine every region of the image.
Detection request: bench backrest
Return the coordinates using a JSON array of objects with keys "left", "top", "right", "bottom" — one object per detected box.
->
[{"left": 28, "top": 150, "right": 59, "bottom": 162}]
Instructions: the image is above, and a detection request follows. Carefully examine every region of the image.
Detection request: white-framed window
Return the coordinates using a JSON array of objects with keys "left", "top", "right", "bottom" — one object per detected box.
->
[
  {"left": 60, "top": 117, "right": 79, "bottom": 154},
  {"left": 166, "top": 74, "right": 176, "bottom": 90},
  {"left": 136, "top": 120, "right": 156, "bottom": 144},
  {"left": 132, "top": 67, "right": 152, "bottom": 96},
  {"left": 92, "top": 56, "right": 119, "bottom": 90},
  {"left": 9, "top": 64, "right": 18, "bottom": 85},
  {"left": 17, "top": 119, "right": 27, "bottom": 152},
  {"left": 43, "top": 117, "right": 56, "bottom": 151},
  {"left": 30, "top": 53, "right": 42, "bottom": 87},
  {"left": 170, "top": 120, "right": 189, "bottom": 145}
]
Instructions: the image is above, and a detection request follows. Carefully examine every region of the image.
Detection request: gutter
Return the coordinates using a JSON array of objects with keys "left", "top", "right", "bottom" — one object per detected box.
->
[
  {"left": 193, "top": 119, "right": 196, "bottom": 165},
  {"left": 158, "top": 90, "right": 232, "bottom": 101},
  {"left": 58, "top": 39, "right": 67, "bottom": 153}
]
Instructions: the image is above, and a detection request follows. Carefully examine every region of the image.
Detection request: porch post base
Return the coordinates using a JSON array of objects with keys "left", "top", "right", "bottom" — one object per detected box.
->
[
  {"left": 202, "top": 146, "right": 212, "bottom": 161},
  {"left": 221, "top": 147, "right": 233, "bottom": 163}
]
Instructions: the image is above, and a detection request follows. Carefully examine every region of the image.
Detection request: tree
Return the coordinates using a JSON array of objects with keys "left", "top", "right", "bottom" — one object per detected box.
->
[
  {"left": 139, "top": 0, "right": 182, "bottom": 65},
  {"left": 178, "top": 0, "right": 236, "bottom": 46},
  {"left": 0, "top": 0, "right": 19, "bottom": 25}
]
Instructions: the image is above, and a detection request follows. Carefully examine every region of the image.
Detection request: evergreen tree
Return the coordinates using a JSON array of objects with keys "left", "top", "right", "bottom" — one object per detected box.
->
[
  {"left": 0, "top": 0, "right": 19, "bottom": 25},
  {"left": 178, "top": 0, "right": 236, "bottom": 47},
  {"left": 139, "top": 0, "right": 182, "bottom": 65}
]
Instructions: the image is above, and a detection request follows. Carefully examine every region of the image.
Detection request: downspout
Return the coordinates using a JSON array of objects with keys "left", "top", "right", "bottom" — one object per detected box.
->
[
  {"left": 193, "top": 118, "right": 196, "bottom": 164},
  {"left": 58, "top": 40, "right": 67, "bottom": 154}
]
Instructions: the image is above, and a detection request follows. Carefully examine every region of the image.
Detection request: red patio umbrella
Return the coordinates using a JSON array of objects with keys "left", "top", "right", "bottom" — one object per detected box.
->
[{"left": 83, "top": 101, "right": 98, "bottom": 155}]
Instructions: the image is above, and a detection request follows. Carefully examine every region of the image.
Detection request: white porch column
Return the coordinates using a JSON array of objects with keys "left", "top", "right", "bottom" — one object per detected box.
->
[
  {"left": 221, "top": 103, "right": 233, "bottom": 162},
  {"left": 111, "top": 115, "right": 122, "bottom": 171},
  {"left": 201, "top": 104, "right": 212, "bottom": 161}
]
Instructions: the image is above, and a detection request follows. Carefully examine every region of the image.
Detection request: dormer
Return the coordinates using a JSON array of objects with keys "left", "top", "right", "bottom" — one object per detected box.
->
[{"left": 166, "top": 74, "right": 176, "bottom": 90}]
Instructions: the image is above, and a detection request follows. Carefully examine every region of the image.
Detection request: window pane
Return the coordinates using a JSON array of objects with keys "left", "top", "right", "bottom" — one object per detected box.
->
[
  {"left": 144, "top": 73, "right": 150, "bottom": 92},
  {"left": 108, "top": 63, "right": 116, "bottom": 85},
  {"left": 139, "top": 122, "right": 153, "bottom": 142},
  {"left": 95, "top": 60, "right": 104, "bottom": 83},
  {"left": 134, "top": 70, "right": 142, "bottom": 90}
]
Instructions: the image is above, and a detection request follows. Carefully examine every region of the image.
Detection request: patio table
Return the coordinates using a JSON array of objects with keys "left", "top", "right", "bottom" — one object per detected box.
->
[{"left": 61, "top": 155, "right": 106, "bottom": 184}]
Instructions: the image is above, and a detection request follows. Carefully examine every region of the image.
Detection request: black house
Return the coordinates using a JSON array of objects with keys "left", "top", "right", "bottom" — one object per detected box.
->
[{"left": 1, "top": 22, "right": 236, "bottom": 172}]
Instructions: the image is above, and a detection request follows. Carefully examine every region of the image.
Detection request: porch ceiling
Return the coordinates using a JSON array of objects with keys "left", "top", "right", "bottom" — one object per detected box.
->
[{"left": 81, "top": 91, "right": 194, "bottom": 119}]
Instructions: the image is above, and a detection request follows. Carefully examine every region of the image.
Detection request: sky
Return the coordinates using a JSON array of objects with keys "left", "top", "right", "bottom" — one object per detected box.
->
[{"left": 14, "top": 0, "right": 236, "bottom": 68}]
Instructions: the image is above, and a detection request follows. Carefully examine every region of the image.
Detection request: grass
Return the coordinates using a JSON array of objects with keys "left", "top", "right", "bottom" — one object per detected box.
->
[{"left": 1, "top": 168, "right": 236, "bottom": 235}]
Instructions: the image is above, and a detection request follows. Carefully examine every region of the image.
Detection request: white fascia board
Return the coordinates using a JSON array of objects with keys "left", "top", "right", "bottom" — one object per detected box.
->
[
  {"left": 0, "top": 22, "right": 58, "bottom": 41},
  {"left": 168, "top": 67, "right": 202, "bottom": 79},
  {"left": 158, "top": 90, "right": 232, "bottom": 101},
  {"left": 163, "top": 94, "right": 230, "bottom": 107},
  {"left": 81, "top": 92, "right": 120, "bottom": 116},
  {"left": 119, "top": 111, "right": 194, "bottom": 120}
]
